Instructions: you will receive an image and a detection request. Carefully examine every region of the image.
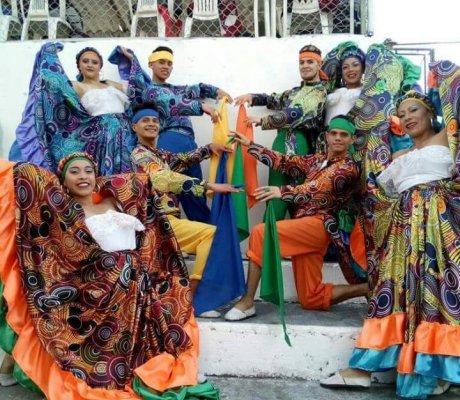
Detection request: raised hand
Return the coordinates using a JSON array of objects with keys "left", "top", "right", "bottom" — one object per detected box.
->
[
  {"left": 234, "top": 94, "right": 253, "bottom": 106},
  {"left": 217, "top": 89, "right": 233, "bottom": 103}
]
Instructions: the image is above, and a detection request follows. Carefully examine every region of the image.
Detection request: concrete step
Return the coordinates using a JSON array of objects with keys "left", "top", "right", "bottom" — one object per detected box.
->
[
  {"left": 4, "top": 376, "right": 459, "bottom": 400},
  {"left": 211, "top": 376, "right": 460, "bottom": 400},
  {"left": 185, "top": 258, "right": 365, "bottom": 303},
  {"left": 198, "top": 302, "right": 368, "bottom": 381}
]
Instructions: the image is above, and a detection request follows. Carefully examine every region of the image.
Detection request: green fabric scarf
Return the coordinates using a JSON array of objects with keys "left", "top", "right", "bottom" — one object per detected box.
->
[
  {"left": 231, "top": 143, "right": 249, "bottom": 241},
  {"left": 133, "top": 377, "right": 220, "bottom": 399},
  {"left": 260, "top": 202, "right": 292, "bottom": 346}
]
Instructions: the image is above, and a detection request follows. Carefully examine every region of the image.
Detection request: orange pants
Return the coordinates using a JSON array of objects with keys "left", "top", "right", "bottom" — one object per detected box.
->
[{"left": 247, "top": 216, "right": 333, "bottom": 310}]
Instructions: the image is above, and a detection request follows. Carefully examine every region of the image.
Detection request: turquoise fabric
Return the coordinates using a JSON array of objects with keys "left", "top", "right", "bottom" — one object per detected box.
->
[
  {"left": 416, "top": 353, "right": 460, "bottom": 382},
  {"left": 396, "top": 373, "right": 437, "bottom": 399},
  {"left": 350, "top": 346, "right": 460, "bottom": 399},
  {"left": 349, "top": 345, "right": 400, "bottom": 371},
  {"left": 390, "top": 133, "right": 413, "bottom": 152}
]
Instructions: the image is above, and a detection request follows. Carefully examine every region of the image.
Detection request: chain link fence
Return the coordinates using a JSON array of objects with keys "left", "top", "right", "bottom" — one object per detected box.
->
[{"left": 1, "top": 0, "right": 371, "bottom": 40}]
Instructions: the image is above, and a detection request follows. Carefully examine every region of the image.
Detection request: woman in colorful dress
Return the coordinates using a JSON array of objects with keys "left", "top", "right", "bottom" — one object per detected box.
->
[
  {"left": 323, "top": 43, "right": 365, "bottom": 125},
  {"left": 0, "top": 153, "right": 219, "bottom": 399},
  {"left": 10, "top": 43, "right": 139, "bottom": 176},
  {"left": 321, "top": 60, "right": 460, "bottom": 398}
]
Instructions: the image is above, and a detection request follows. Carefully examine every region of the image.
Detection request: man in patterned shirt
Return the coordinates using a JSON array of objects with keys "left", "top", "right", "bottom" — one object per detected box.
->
[
  {"left": 234, "top": 44, "right": 328, "bottom": 220},
  {"left": 225, "top": 115, "right": 368, "bottom": 321},
  {"left": 144, "top": 46, "right": 233, "bottom": 223},
  {"left": 130, "top": 103, "right": 238, "bottom": 318}
]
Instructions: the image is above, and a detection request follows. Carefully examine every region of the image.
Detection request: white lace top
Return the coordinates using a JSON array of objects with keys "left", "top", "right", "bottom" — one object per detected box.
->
[
  {"left": 377, "top": 145, "right": 454, "bottom": 196},
  {"left": 85, "top": 210, "right": 145, "bottom": 252},
  {"left": 81, "top": 86, "right": 128, "bottom": 116},
  {"left": 325, "top": 87, "right": 361, "bottom": 125}
]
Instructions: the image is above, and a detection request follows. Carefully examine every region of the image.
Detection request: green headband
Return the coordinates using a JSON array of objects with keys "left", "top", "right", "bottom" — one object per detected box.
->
[
  {"left": 61, "top": 156, "right": 94, "bottom": 179},
  {"left": 328, "top": 117, "right": 356, "bottom": 136}
]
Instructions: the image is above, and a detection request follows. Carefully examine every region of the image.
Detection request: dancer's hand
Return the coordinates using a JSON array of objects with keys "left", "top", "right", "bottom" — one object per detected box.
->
[
  {"left": 217, "top": 89, "right": 233, "bottom": 103},
  {"left": 245, "top": 115, "right": 262, "bottom": 127},
  {"left": 234, "top": 94, "right": 253, "bottom": 106},
  {"left": 207, "top": 183, "right": 243, "bottom": 193},
  {"left": 202, "top": 103, "right": 220, "bottom": 123},
  {"left": 254, "top": 186, "right": 281, "bottom": 201},
  {"left": 209, "top": 143, "right": 234, "bottom": 156},
  {"left": 228, "top": 131, "right": 251, "bottom": 147},
  {"left": 119, "top": 46, "right": 133, "bottom": 60}
]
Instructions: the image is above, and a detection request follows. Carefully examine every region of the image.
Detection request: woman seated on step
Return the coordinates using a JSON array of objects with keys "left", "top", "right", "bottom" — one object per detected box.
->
[
  {"left": 321, "top": 65, "right": 460, "bottom": 398},
  {"left": 0, "top": 153, "right": 219, "bottom": 400}
]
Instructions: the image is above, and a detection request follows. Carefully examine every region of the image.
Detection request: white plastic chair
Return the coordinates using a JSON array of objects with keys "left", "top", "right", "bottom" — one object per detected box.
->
[
  {"left": 0, "top": 0, "right": 23, "bottom": 41},
  {"left": 21, "top": 0, "right": 71, "bottom": 40},
  {"left": 183, "top": 0, "right": 220, "bottom": 38},
  {"left": 281, "top": 0, "right": 333, "bottom": 36},
  {"left": 253, "top": 0, "right": 271, "bottom": 37},
  {"left": 129, "top": 0, "right": 166, "bottom": 37}
]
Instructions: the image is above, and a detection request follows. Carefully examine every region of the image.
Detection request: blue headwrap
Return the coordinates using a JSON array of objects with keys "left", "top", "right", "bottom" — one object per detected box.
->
[
  {"left": 341, "top": 48, "right": 366, "bottom": 69},
  {"left": 132, "top": 108, "right": 160, "bottom": 124}
]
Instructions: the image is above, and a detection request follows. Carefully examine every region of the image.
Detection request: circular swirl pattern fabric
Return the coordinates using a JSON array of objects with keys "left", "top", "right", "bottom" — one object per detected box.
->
[{"left": 13, "top": 164, "right": 192, "bottom": 390}]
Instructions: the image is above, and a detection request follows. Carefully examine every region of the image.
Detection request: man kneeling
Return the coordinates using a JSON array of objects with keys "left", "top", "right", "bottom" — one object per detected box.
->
[{"left": 225, "top": 115, "right": 368, "bottom": 321}]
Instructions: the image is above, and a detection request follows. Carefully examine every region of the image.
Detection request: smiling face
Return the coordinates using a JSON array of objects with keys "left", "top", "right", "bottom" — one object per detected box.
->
[
  {"left": 78, "top": 51, "right": 102, "bottom": 80},
  {"left": 149, "top": 58, "right": 173, "bottom": 83},
  {"left": 132, "top": 116, "right": 160, "bottom": 146},
  {"left": 63, "top": 159, "right": 96, "bottom": 199},
  {"left": 299, "top": 58, "right": 321, "bottom": 82},
  {"left": 341, "top": 56, "right": 363, "bottom": 88},
  {"left": 397, "top": 99, "right": 433, "bottom": 139},
  {"left": 326, "top": 128, "right": 355, "bottom": 157}
]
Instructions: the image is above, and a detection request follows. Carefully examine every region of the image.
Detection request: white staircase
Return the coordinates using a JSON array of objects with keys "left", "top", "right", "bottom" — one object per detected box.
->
[{"left": 184, "top": 258, "right": 368, "bottom": 380}]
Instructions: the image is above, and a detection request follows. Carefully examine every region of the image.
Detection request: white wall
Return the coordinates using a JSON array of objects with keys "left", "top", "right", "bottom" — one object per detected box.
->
[
  {"left": 0, "top": 35, "right": 374, "bottom": 238},
  {"left": 0, "top": 35, "right": 376, "bottom": 157}
]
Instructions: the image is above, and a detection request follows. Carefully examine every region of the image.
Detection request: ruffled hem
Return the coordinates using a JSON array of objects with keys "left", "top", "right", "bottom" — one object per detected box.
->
[
  {"left": 351, "top": 313, "right": 460, "bottom": 398},
  {"left": 0, "top": 160, "right": 202, "bottom": 400}
]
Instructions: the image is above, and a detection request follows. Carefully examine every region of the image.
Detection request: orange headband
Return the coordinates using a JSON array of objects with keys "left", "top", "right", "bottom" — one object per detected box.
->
[{"left": 299, "top": 52, "right": 322, "bottom": 62}]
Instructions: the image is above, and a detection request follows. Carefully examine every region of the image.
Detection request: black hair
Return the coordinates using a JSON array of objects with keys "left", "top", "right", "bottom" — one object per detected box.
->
[
  {"left": 151, "top": 46, "right": 173, "bottom": 55},
  {"left": 132, "top": 101, "right": 159, "bottom": 114},
  {"left": 299, "top": 44, "right": 322, "bottom": 57},
  {"left": 75, "top": 47, "right": 103, "bottom": 69},
  {"left": 331, "top": 114, "right": 354, "bottom": 123}
]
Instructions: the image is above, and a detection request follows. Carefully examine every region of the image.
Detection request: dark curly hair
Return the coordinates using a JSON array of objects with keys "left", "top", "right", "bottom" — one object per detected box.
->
[
  {"left": 132, "top": 101, "right": 159, "bottom": 115},
  {"left": 76, "top": 47, "right": 103, "bottom": 69}
]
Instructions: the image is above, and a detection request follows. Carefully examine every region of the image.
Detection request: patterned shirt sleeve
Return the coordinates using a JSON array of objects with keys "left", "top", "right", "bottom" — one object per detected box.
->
[
  {"left": 130, "top": 149, "right": 205, "bottom": 197},
  {"left": 248, "top": 143, "right": 317, "bottom": 180},
  {"left": 142, "top": 85, "right": 203, "bottom": 117},
  {"left": 183, "top": 83, "right": 219, "bottom": 99},
  {"left": 279, "top": 162, "right": 358, "bottom": 205},
  {"left": 166, "top": 145, "right": 212, "bottom": 173},
  {"left": 251, "top": 90, "right": 290, "bottom": 109},
  {"left": 260, "top": 85, "right": 327, "bottom": 131}
]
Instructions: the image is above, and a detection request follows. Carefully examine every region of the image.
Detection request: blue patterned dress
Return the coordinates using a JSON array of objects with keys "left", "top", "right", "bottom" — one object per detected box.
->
[{"left": 10, "top": 43, "right": 139, "bottom": 175}]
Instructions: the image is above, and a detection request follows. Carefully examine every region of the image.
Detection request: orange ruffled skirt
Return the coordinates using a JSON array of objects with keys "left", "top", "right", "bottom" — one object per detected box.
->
[{"left": 0, "top": 160, "right": 199, "bottom": 399}]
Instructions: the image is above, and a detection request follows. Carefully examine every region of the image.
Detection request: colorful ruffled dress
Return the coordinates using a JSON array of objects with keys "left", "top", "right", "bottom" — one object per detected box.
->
[
  {"left": 0, "top": 161, "right": 219, "bottom": 399},
  {"left": 10, "top": 42, "right": 139, "bottom": 175},
  {"left": 349, "top": 60, "right": 460, "bottom": 399}
]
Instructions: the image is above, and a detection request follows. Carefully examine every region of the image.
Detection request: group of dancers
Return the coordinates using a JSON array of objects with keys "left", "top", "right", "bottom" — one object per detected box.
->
[{"left": 1, "top": 38, "right": 460, "bottom": 400}]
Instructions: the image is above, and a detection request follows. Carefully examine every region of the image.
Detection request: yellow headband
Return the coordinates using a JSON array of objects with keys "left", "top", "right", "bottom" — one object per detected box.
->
[
  {"left": 398, "top": 98, "right": 433, "bottom": 114},
  {"left": 148, "top": 51, "right": 174, "bottom": 63},
  {"left": 299, "top": 52, "right": 322, "bottom": 62}
]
